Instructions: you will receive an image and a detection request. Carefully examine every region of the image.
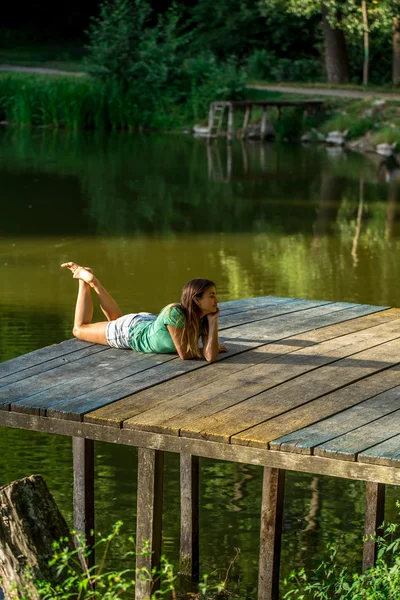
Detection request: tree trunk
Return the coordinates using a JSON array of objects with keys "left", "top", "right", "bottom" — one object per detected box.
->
[
  {"left": 321, "top": 5, "right": 349, "bottom": 83},
  {"left": 0, "top": 475, "right": 76, "bottom": 600},
  {"left": 362, "top": 0, "right": 369, "bottom": 86},
  {"left": 393, "top": 16, "right": 400, "bottom": 86}
]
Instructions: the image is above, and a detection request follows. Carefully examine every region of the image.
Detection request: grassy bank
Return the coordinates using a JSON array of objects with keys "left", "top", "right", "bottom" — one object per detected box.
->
[
  {"left": 0, "top": 74, "right": 220, "bottom": 131},
  {"left": 2, "top": 71, "right": 400, "bottom": 148},
  {"left": 0, "top": 59, "right": 246, "bottom": 130}
]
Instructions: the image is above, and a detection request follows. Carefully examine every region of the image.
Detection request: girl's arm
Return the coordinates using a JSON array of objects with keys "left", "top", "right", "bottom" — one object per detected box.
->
[
  {"left": 167, "top": 325, "right": 193, "bottom": 360},
  {"left": 202, "top": 309, "right": 220, "bottom": 362}
]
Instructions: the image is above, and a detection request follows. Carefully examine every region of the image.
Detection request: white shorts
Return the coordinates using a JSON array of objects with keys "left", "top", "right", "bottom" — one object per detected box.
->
[{"left": 105, "top": 312, "right": 156, "bottom": 349}]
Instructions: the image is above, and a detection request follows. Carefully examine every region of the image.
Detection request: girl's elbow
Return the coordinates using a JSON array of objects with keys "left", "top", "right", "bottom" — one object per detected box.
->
[{"left": 204, "top": 353, "right": 217, "bottom": 363}]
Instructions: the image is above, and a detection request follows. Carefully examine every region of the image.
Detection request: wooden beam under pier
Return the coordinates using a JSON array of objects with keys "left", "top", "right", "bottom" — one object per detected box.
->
[
  {"left": 258, "top": 468, "right": 285, "bottom": 600},
  {"left": 363, "top": 482, "right": 385, "bottom": 572},
  {"left": 72, "top": 437, "right": 95, "bottom": 569},
  {"left": 135, "top": 448, "right": 164, "bottom": 600},
  {"left": 180, "top": 454, "right": 200, "bottom": 586}
]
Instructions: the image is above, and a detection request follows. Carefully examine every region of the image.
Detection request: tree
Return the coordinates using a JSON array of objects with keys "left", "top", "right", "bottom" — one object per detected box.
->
[
  {"left": 283, "top": 0, "right": 396, "bottom": 85},
  {"left": 274, "top": 0, "right": 350, "bottom": 83},
  {"left": 393, "top": 11, "right": 400, "bottom": 85}
]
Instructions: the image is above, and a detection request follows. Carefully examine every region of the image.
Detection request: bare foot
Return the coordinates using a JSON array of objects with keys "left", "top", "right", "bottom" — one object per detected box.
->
[{"left": 61, "top": 262, "right": 95, "bottom": 285}]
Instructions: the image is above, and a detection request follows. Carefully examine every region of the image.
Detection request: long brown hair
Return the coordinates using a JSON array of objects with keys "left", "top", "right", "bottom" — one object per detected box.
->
[{"left": 175, "top": 278, "right": 215, "bottom": 358}]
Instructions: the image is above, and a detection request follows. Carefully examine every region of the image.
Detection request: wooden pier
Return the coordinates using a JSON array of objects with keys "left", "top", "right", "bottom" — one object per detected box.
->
[
  {"left": 2, "top": 296, "right": 400, "bottom": 599},
  {"left": 207, "top": 100, "right": 324, "bottom": 141}
]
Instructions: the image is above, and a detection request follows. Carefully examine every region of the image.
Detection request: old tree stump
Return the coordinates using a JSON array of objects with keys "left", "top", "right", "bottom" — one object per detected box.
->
[{"left": 0, "top": 475, "right": 76, "bottom": 599}]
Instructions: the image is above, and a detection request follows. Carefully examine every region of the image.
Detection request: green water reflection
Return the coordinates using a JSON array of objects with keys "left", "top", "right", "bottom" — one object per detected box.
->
[{"left": 1, "top": 129, "right": 400, "bottom": 596}]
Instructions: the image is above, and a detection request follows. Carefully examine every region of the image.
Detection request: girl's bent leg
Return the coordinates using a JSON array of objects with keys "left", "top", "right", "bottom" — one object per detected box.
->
[
  {"left": 72, "top": 279, "right": 109, "bottom": 345},
  {"left": 73, "top": 321, "right": 109, "bottom": 345},
  {"left": 62, "top": 262, "right": 122, "bottom": 321}
]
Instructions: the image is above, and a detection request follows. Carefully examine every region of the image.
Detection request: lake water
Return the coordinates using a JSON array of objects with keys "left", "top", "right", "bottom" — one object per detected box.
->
[{"left": 1, "top": 128, "right": 400, "bottom": 597}]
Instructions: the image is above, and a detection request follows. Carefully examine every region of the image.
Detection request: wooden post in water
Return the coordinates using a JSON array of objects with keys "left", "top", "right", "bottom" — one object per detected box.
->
[
  {"left": 260, "top": 108, "right": 268, "bottom": 141},
  {"left": 180, "top": 454, "right": 200, "bottom": 587},
  {"left": 136, "top": 448, "right": 164, "bottom": 600},
  {"left": 362, "top": 481, "right": 385, "bottom": 572},
  {"left": 72, "top": 437, "right": 95, "bottom": 569},
  {"left": 227, "top": 105, "right": 234, "bottom": 142},
  {"left": 242, "top": 105, "right": 252, "bottom": 139},
  {"left": 258, "top": 468, "right": 285, "bottom": 600},
  {"left": 207, "top": 104, "right": 215, "bottom": 141}
]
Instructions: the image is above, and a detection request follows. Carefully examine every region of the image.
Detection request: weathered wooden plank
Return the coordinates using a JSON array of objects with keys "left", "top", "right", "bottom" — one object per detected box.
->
[
  {"left": 10, "top": 352, "right": 175, "bottom": 417},
  {"left": 0, "top": 344, "right": 108, "bottom": 388},
  {"left": 72, "top": 437, "right": 95, "bottom": 569},
  {"left": 184, "top": 336, "right": 400, "bottom": 445},
  {"left": 175, "top": 324, "right": 400, "bottom": 443},
  {"left": 85, "top": 307, "right": 397, "bottom": 428},
  {"left": 136, "top": 448, "right": 164, "bottom": 600},
  {"left": 119, "top": 305, "right": 393, "bottom": 433},
  {"left": 363, "top": 482, "right": 385, "bottom": 572},
  {"left": 314, "top": 402, "right": 400, "bottom": 460},
  {"left": 0, "top": 296, "right": 309, "bottom": 408},
  {"left": 358, "top": 435, "right": 400, "bottom": 466},
  {"left": 2, "top": 409, "right": 400, "bottom": 484},
  {"left": 1, "top": 349, "right": 169, "bottom": 413},
  {"left": 180, "top": 454, "right": 199, "bottom": 583},
  {"left": 218, "top": 299, "right": 333, "bottom": 329},
  {"left": 0, "top": 339, "right": 93, "bottom": 379},
  {"left": 51, "top": 300, "right": 341, "bottom": 421},
  {"left": 218, "top": 296, "right": 295, "bottom": 315},
  {"left": 24, "top": 299, "right": 334, "bottom": 419},
  {"left": 258, "top": 468, "right": 285, "bottom": 600},
  {"left": 258, "top": 365, "right": 400, "bottom": 452}
]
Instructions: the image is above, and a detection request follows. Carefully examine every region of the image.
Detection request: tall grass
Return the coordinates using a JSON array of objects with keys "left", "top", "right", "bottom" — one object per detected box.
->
[
  {"left": 0, "top": 75, "right": 142, "bottom": 130},
  {"left": 0, "top": 60, "right": 246, "bottom": 131}
]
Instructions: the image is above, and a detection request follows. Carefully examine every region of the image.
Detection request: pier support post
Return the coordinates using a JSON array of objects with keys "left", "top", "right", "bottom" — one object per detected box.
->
[
  {"left": 260, "top": 108, "right": 268, "bottom": 141},
  {"left": 72, "top": 437, "right": 95, "bottom": 569},
  {"left": 362, "top": 481, "right": 385, "bottom": 572},
  {"left": 207, "top": 104, "right": 215, "bottom": 141},
  {"left": 180, "top": 454, "right": 200, "bottom": 586},
  {"left": 258, "top": 467, "right": 285, "bottom": 600},
  {"left": 242, "top": 105, "right": 252, "bottom": 139},
  {"left": 136, "top": 448, "right": 164, "bottom": 600},
  {"left": 227, "top": 105, "right": 234, "bottom": 142}
]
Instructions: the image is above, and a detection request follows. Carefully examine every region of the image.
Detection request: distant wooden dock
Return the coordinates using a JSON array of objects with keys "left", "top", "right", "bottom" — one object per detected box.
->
[
  {"left": 2, "top": 296, "right": 400, "bottom": 599},
  {"left": 207, "top": 99, "right": 323, "bottom": 140}
]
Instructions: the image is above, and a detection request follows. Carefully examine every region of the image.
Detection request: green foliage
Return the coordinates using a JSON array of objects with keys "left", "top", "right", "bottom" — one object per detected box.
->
[
  {"left": 0, "top": 59, "right": 245, "bottom": 130},
  {"left": 319, "top": 112, "right": 375, "bottom": 139},
  {"left": 10, "top": 521, "right": 176, "bottom": 599},
  {"left": 82, "top": 0, "right": 246, "bottom": 128},
  {"left": 1, "top": 521, "right": 239, "bottom": 600},
  {"left": 246, "top": 50, "right": 323, "bottom": 82},
  {"left": 272, "top": 107, "right": 307, "bottom": 140},
  {"left": 284, "top": 517, "right": 400, "bottom": 599},
  {"left": 84, "top": 0, "right": 152, "bottom": 87},
  {"left": 191, "top": 0, "right": 319, "bottom": 61},
  {"left": 370, "top": 125, "right": 400, "bottom": 145}
]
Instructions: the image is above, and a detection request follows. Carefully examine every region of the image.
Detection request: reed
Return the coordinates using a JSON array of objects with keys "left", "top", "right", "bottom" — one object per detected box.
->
[
  {"left": 0, "top": 50, "right": 246, "bottom": 131},
  {"left": 0, "top": 75, "right": 168, "bottom": 130}
]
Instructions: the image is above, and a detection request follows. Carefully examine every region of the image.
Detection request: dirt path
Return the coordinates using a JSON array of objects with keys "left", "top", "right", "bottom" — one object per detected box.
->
[
  {"left": 248, "top": 83, "right": 400, "bottom": 102},
  {"left": 0, "top": 65, "right": 84, "bottom": 76},
  {"left": 2, "top": 66, "right": 400, "bottom": 101}
]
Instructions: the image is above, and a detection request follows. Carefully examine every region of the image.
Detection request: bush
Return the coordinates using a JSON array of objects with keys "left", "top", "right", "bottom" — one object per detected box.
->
[
  {"left": 81, "top": 0, "right": 246, "bottom": 128},
  {"left": 284, "top": 516, "right": 400, "bottom": 600},
  {"left": 246, "top": 49, "right": 323, "bottom": 83},
  {"left": 6, "top": 522, "right": 237, "bottom": 600},
  {"left": 319, "top": 113, "right": 375, "bottom": 140}
]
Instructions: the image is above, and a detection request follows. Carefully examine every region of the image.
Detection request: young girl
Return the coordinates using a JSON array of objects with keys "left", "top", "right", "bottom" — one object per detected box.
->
[{"left": 61, "top": 262, "right": 228, "bottom": 362}]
